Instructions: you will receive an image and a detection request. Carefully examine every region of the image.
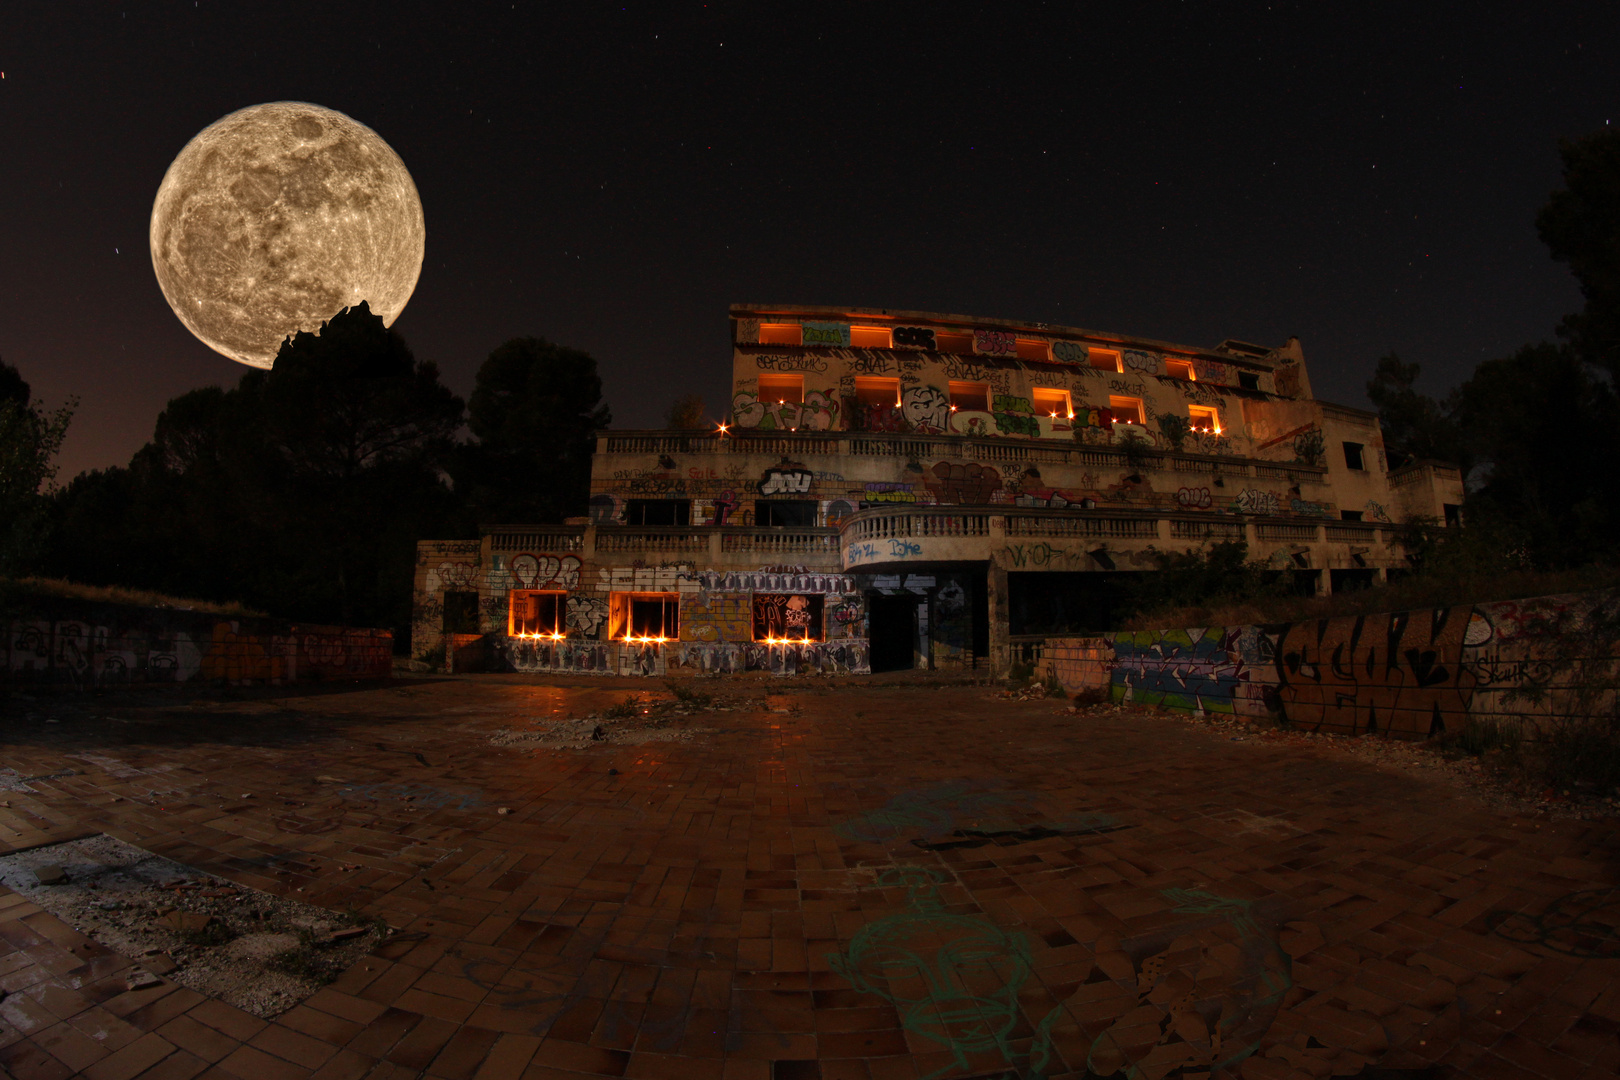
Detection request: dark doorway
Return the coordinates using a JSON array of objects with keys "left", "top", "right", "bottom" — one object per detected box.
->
[
  {"left": 970, "top": 571, "right": 990, "bottom": 662},
  {"left": 868, "top": 592, "right": 918, "bottom": 672}
]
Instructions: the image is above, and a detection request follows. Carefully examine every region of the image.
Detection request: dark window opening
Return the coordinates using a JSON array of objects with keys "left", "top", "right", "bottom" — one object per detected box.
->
[
  {"left": 867, "top": 593, "right": 919, "bottom": 672},
  {"left": 756, "top": 500, "right": 818, "bottom": 527},
  {"left": 1008, "top": 572, "right": 1143, "bottom": 635},
  {"left": 1331, "top": 569, "right": 1377, "bottom": 594},
  {"left": 1342, "top": 442, "right": 1365, "bottom": 470},
  {"left": 1340, "top": 510, "right": 1363, "bottom": 522},
  {"left": 443, "top": 591, "right": 479, "bottom": 635},
  {"left": 1443, "top": 503, "right": 1462, "bottom": 527},
  {"left": 1238, "top": 371, "right": 1260, "bottom": 390},
  {"left": 509, "top": 591, "right": 564, "bottom": 637},
  {"left": 752, "top": 593, "right": 823, "bottom": 642},
  {"left": 609, "top": 593, "right": 679, "bottom": 640},
  {"left": 625, "top": 499, "right": 691, "bottom": 526}
]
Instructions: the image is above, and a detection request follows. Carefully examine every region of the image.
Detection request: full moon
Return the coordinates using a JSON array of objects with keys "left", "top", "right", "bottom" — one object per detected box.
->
[{"left": 150, "top": 101, "right": 425, "bottom": 369}]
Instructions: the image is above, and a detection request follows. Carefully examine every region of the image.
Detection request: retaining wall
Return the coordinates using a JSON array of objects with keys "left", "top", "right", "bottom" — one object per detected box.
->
[
  {"left": 2, "top": 596, "right": 392, "bottom": 688},
  {"left": 1041, "top": 589, "right": 1618, "bottom": 738}
]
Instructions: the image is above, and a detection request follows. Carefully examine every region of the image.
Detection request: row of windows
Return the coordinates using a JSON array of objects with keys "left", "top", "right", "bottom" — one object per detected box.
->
[
  {"left": 756, "top": 374, "right": 1221, "bottom": 432},
  {"left": 512, "top": 590, "right": 825, "bottom": 643},
  {"left": 620, "top": 499, "right": 817, "bottom": 527},
  {"left": 753, "top": 323, "right": 1262, "bottom": 389}
]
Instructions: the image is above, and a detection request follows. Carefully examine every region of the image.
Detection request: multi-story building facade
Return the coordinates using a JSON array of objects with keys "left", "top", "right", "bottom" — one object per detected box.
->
[{"left": 411, "top": 304, "right": 1464, "bottom": 678}]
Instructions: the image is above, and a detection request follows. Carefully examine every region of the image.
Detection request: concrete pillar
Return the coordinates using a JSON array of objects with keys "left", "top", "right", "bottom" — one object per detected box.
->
[{"left": 987, "top": 561, "right": 1010, "bottom": 679}]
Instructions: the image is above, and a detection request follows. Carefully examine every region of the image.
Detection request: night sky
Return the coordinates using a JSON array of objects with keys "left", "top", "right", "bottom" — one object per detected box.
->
[{"left": 4, "top": 2, "right": 1612, "bottom": 480}]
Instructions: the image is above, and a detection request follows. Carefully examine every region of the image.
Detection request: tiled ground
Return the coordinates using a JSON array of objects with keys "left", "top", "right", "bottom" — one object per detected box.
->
[{"left": 0, "top": 675, "right": 1616, "bottom": 1079}]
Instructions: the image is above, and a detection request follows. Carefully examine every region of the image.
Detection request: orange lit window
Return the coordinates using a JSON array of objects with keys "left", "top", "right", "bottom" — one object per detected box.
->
[
  {"left": 948, "top": 380, "right": 989, "bottom": 412},
  {"left": 752, "top": 594, "right": 823, "bottom": 642},
  {"left": 609, "top": 592, "right": 679, "bottom": 641},
  {"left": 1090, "top": 349, "right": 1123, "bottom": 372},
  {"left": 1166, "top": 359, "right": 1195, "bottom": 380},
  {"left": 934, "top": 331, "right": 972, "bottom": 354},
  {"left": 1188, "top": 405, "right": 1220, "bottom": 433},
  {"left": 758, "top": 373, "right": 803, "bottom": 405},
  {"left": 854, "top": 376, "right": 900, "bottom": 407},
  {"left": 1032, "top": 388, "right": 1072, "bottom": 418},
  {"left": 849, "top": 326, "right": 891, "bottom": 348},
  {"left": 1108, "top": 395, "right": 1144, "bottom": 425},
  {"left": 510, "top": 591, "right": 565, "bottom": 638},
  {"left": 757, "top": 323, "right": 802, "bottom": 345},
  {"left": 1015, "top": 339, "right": 1051, "bottom": 361}
]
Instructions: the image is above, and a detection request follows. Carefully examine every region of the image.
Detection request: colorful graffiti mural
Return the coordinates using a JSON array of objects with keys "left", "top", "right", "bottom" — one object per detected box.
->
[{"left": 1043, "top": 588, "right": 1615, "bottom": 739}]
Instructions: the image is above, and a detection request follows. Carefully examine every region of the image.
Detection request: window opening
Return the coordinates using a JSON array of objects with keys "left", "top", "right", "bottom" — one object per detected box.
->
[
  {"left": 752, "top": 593, "right": 823, "bottom": 643},
  {"left": 1165, "top": 359, "right": 1195, "bottom": 381},
  {"left": 1443, "top": 503, "right": 1462, "bottom": 527},
  {"left": 1187, "top": 405, "right": 1220, "bottom": 434},
  {"left": 757, "top": 373, "right": 803, "bottom": 405},
  {"left": 510, "top": 591, "right": 565, "bottom": 638},
  {"left": 609, "top": 592, "right": 679, "bottom": 641},
  {"left": 1015, "top": 339, "right": 1050, "bottom": 361},
  {"left": 1031, "top": 388, "right": 1072, "bottom": 419},
  {"left": 948, "top": 380, "right": 989, "bottom": 412},
  {"left": 1339, "top": 510, "right": 1363, "bottom": 522},
  {"left": 443, "top": 591, "right": 479, "bottom": 635},
  {"left": 1238, "top": 371, "right": 1260, "bottom": 390},
  {"left": 625, "top": 500, "right": 691, "bottom": 526},
  {"left": 1108, "top": 396, "right": 1144, "bottom": 425},
  {"left": 849, "top": 326, "right": 891, "bottom": 348},
  {"left": 934, "top": 331, "right": 972, "bottom": 354},
  {"left": 854, "top": 376, "right": 901, "bottom": 407},
  {"left": 757, "top": 323, "right": 802, "bottom": 345},
  {"left": 1089, "top": 348, "right": 1123, "bottom": 372},
  {"left": 756, "top": 500, "right": 818, "bottom": 527},
  {"left": 1343, "top": 442, "right": 1365, "bottom": 470}
]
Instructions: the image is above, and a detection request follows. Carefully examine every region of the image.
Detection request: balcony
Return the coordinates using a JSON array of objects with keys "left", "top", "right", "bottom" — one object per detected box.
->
[
  {"left": 596, "top": 429, "right": 1328, "bottom": 483},
  {"left": 484, "top": 523, "right": 842, "bottom": 567}
]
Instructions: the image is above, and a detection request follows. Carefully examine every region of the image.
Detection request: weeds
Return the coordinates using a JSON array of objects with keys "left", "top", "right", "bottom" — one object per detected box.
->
[
  {"left": 665, "top": 681, "right": 713, "bottom": 709},
  {"left": 604, "top": 696, "right": 642, "bottom": 719},
  {"left": 268, "top": 928, "right": 349, "bottom": 984}
]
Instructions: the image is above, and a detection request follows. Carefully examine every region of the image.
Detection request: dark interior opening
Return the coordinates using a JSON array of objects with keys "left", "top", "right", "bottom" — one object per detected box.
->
[
  {"left": 1007, "top": 572, "right": 1143, "bottom": 635},
  {"left": 756, "top": 500, "right": 818, "bottom": 527},
  {"left": 867, "top": 592, "right": 918, "bottom": 672},
  {"left": 442, "top": 591, "right": 479, "bottom": 635},
  {"left": 625, "top": 500, "right": 691, "bottom": 526}
]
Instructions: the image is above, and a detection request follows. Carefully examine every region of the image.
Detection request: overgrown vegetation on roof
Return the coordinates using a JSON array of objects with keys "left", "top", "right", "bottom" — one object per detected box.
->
[{"left": 0, "top": 576, "right": 264, "bottom": 617}]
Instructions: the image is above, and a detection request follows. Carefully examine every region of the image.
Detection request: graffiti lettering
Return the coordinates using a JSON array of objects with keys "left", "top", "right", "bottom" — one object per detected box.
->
[
  {"left": 1002, "top": 542, "right": 1071, "bottom": 568},
  {"left": 1122, "top": 348, "right": 1160, "bottom": 374},
  {"left": 758, "top": 468, "right": 813, "bottom": 496},
  {"left": 801, "top": 321, "right": 850, "bottom": 347},
  {"left": 925, "top": 461, "right": 1001, "bottom": 504},
  {"left": 564, "top": 596, "right": 607, "bottom": 637},
  {"left": 1051, "top": 340, "right": 1089, "bottom": 364},
  {"left": 891, "top": 325, "right": 936, "bottom": 349},
  {"left": 974, "top": 329, "right": 1017, "bottom": 357},
  {"left": 753, "top": 352, "right": 827, "bottom": 372},
  {"left": 1234, "top": 489, "right": 1279, "bottom": 516},
  {"left": 1177, "top": 486, "right": 1213, "bottom": 509}
]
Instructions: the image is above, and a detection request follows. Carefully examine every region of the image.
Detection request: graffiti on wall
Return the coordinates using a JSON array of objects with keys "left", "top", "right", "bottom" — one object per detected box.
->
[
  {"left": 924, "top": 461, "right": 1001, "bottom": 505},
  {"left": 564, "top": 596, "right": 607, "bottom": 638},
  {"left": 1112, "top": 627, "right": 1257, "bottom": 712},
  {"left": 1122, "top": 348, "right": 1159, "bottom": 374},
  {"left": 509, "top": 554, "right": 582, "bottom": 590},
  {"left": 1177, "top": 486, "right": 1213, "bottom": 509},
  {"left": 732, "top": 389, "right": 840, "bottom": 431},
  {"left": 1276, "top": 608, "right": 1477, "bottom": 736},
  {"left": 695, "top": 570, "right": 855, "bottom": 594},
  {"left": 753, "top": 352, "right": 827, "bottom": 372},
  {"left": 758, "top": 468, "right": 813, "bottom": 496},
  {"left": 892, "top": 325, "right": 935, "bottom": 349},
  {"left": 973, "top": 329, "right": 1018, "bottom": 357},
  {"left": 680, "top": 591, "right": 751, "bottom": 643},
  {"left": 1234, "top": 488, "right": 1280, "bottom": 516},
  {"left": 801, "top": 321, "right": 850, "bottom": 347},
  {"left": 900, "top": 385, "right": 950, "bottom": 432}
]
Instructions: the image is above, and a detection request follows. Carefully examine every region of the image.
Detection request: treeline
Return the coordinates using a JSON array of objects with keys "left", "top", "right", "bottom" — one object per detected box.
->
[
  {"left": 1367, "top": 127, "right": 1620, "bottom": 572},
  {"left": 1, "top": 305, "right": 611, "bottom": 643}
]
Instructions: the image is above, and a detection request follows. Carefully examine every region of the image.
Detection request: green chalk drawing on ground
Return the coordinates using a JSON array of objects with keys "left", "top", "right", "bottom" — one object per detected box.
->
[
  {"left": 1084, "top": 888, "right": 1294, "bottom": 1079},
  {"left": 827, "top": 867, "right": 1062, "bottom": 1079},
  {"left": 1488, "top": 887, "right": 1620, "bottom": 958}
]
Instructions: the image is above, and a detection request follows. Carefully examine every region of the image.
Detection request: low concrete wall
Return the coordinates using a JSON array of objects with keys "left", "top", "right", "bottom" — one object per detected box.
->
[
  {"left": 2, "top": 596, "right": 392, "bottom": 688},
  {"left": 1041, "top": 589, "right": 1618, "bottom": 738}
]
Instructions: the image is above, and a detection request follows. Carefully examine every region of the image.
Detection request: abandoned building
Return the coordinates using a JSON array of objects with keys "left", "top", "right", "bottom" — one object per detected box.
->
[{"left": 411, "top": 304, "right": 1465, "bottom": 677}]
